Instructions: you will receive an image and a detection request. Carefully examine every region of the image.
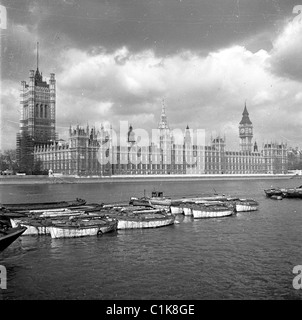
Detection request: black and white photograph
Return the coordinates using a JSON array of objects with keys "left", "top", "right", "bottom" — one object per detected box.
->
[{"left": 0, "top": 0, "right": 302, "bottom": 306}]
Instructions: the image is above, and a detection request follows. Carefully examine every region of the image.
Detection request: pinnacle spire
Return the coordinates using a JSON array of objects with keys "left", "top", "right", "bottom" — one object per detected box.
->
[
  {"left": 243, "top": 100, "right": 249, "bottom": 115},
  {"left": 240, "top": 102, "right": 252, "bottom": 125},
  {"left": 34, "top": 42, "right": 43, "bottom": 83},
  {"left": 37, "top": 41, "right": 39, "bottom": 71},
  {"left": 158, "top": 99, "right": 169, "bottom": 130}
]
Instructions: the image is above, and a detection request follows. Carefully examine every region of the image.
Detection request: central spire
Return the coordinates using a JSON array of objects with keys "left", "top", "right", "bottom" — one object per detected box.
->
[
  {"left": 158, "top": 99, "right": 169, "bottom": 130},
  {"left": 240, "top": 101, "right": 252, "bottom": 125}
]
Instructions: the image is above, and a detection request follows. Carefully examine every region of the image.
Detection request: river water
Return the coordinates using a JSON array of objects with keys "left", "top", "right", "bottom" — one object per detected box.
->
[{"left": 0, "top": 178, "right": 302, "bottom": 300}]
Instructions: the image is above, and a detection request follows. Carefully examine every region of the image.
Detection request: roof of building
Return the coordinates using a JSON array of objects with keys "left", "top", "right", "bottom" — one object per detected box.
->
[
  {"left": 212, "top": 137, "right": 225, "bottom": 144},
  {"left": 34, "top": 68, "right": 49, "bottom": 87},
  {"left": 239, "top": 104, "right": 252, "bottom": 125}
]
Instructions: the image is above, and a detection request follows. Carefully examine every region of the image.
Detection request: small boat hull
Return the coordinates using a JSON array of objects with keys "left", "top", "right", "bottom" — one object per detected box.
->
[
  {"left": 0, "top": 226, "right": 27, "bottom": 252},
  {"left": 235, "top": 200, "right": 259, "bottom": 212},
  {"left": 28, "top": 209, "right": 85, "bottom": 218},
  {"left": 192, "top": 209, "right": 233, "bottom": 219},
  {"left": 117, "top": 216, "right": 175, "bottom": 229},
  {"left": 182, "top": 207, "right": 193, "bottom": 216},
  {"left": 25, "top": 225, "right": 50, "bottom": 235},
  {"left": 130, "top": 191, "right": 171, "bottom": 208},
  {"left": 265, "top": 186, "right": 302, "bottom": 199},
  {"left": 2, "top": 198, "right": 86, "bottom": 211},
  {"left": 235, "top": 204, "right": 258, "bottom": 212},
  {"left": 149, "top": 200, "right": 171, "bottom": 206},
  {"left": 192, "top": 203, "right": 234, "bottom": 219},
  {"left": 129, "top": 199, "right": 153, "bottom": 207},
  {"left": 170, "top": 206, "right": 184, "bottom": 215},
  {"left": 282, "top": 189, "right": 302, "bottom": 198},
  {"left": 11, "top": 218, "right": 52, "bottom": 235},
  {"left": 48, "top": 220, "right": 117, "bottom": 238},
  {"left": 264, "top": 189, "right": 283, "bottom": 198}
]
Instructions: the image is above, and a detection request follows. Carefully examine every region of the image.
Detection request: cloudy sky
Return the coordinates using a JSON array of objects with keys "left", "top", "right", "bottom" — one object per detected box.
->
[{"left": 1, "top": 0, "right": 302, "bottom": 150}]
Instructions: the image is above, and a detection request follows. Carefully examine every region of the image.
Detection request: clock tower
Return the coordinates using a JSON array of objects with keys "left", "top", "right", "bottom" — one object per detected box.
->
[{"left": 239, "top": 103, "right": 253, "bottom": 152}]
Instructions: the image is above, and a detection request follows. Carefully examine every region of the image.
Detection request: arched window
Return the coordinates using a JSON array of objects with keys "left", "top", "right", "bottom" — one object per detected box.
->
[
  {"left": 35, "top": 104, "right": 39, "bottom": 117},
  {"left": 40, "top": 104, "right": 43, "bottom": 118},
  {"left": 45, "top": 105, "right": 48, "bottom": 118}
]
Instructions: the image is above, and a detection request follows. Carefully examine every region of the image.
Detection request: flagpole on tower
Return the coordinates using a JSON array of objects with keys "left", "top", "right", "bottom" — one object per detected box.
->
[{"left": 37, "top": 41, "right": 39, "bottom": 70}]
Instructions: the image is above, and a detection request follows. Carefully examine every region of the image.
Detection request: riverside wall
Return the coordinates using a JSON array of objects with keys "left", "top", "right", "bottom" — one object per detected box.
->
[{"left": 0, "top": 174, "right": 296, "bottom": 185}]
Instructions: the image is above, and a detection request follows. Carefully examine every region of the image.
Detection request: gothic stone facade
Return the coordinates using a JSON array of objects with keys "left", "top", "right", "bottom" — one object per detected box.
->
[
  {"left": 17, "top": 66, "right": 287, "bottom": 176},
  {"left": 32, "top": 103, "right": 288, "bottom": 176},
  {"left": 16, "top": 68, "right": 56, "bottom": 174}
]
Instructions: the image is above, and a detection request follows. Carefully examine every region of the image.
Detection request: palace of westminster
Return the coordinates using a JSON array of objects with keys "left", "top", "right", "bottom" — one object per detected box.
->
[{"left": 16, "top": 63, "right": 288, "bottom": 176}]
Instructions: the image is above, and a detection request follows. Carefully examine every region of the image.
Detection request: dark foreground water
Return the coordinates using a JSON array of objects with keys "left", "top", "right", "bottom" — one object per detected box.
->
[{"left": 0, "top": 178, "right": 302, "bottom": 300}]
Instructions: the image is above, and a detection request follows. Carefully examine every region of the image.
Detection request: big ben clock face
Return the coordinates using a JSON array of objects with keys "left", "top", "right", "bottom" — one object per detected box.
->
[{"left": 240, "top": 128, "right": 245, "bottom": 133}]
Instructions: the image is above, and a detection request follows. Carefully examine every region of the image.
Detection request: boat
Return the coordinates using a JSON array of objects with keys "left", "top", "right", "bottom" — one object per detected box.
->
[
  {"left": 281, "top": 186, "right": 302, "bottom": 198},
  {"left": 170, "top": 192, "right": 259, "bottom": 215},
  {"left": 265, "top": 185, "right": 302, "bottom": 199},
  {"left": 10, "top": 208, "right": 108, "bottom": 236},
  {"left": 10, "top": 217, "right": 52, "bottom": 236},
  {"left": 120, "top": 206, "right": 155, "bottom": 212},
  {"left": 169, "top": 196, "right": 226, "bottom": 216},
  {"left": 148, "top": 191, "right": 172, "bottom": 206},
  {"left": 130, "top": 191, "right": 172, "bottom": 209},
  {"left": 105, "top": 206, "right": 175, "bottom": 229},
  {"left": 188, "top": 195, "right": 258, "bottom": 211},
  {"left": 199, "top": 197, "right": 258, "bottom": 213},
  {"left": 10, "top": 208, "right": 87, "bottom": 235},
  {"left": 182, "top": 205, "right": 193, "bottom": 216},
  {"left": 117, "top": 212, "right": 174, "bottom": 229},
  {"left": 170, "top": 201, "right": 184, "bottom": 215},
  {"left": 179, "top": 201, "right": 223, "bottom": 216},
  {"left": 0, "top": 225, "right": 27, "bottom": 253},
  {"left": 17, "top": 220, "right": 50, "bottom": 236},
  {"left": 10, "top": 215, "right": 70, "bottom": 236},
  {"left": 191, "top": 202, "right": 235, "bottom": 219},
  {"left": 178, "top": 200, "right": 204, "bottom": 216},
  {"left": 48, "top": 217, "right": 117, "bottom": 238},
  {"left": 27, "top": 208, "right": 86, "bottom": 218},
  {"left": 178, "top": 195, "right": 233, "bottom": 203},
  {"left": 1, "top": 198, "right": 86, "bottom": 211},
  {"left": 129, "top": 198, "right": 153, "bottom": 207},
  {"left": 233, "top": 199, "right": 259, "bottom": 212},
  {"left": 264, "top": 188, "right": 283, "bottom": 198}
]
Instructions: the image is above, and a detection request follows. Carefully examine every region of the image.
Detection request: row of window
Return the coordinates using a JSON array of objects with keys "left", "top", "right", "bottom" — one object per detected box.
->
[
  {"left": 43, "top": 163, "right": 285, "bottom": 174},
  {"left": 37, "top": 154, "right": 285, "bottom": 167},
  {"left": 206, "top": 158, "right": 263, "bottom": 163},
  {"left": 22, "top": 104, "right": 51, "bottom": 120}
]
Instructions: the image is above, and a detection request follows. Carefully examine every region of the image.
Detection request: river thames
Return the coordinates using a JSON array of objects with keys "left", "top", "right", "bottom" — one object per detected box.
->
[{"left": 0, "top": 177, "right": 302, "bottom": 300}]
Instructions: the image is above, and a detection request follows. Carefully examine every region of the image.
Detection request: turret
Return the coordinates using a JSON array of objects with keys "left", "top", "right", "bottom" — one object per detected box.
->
[
  {"left": 128, "top": 125, "right": 136, "bottom": 144},
  {"left": 184, "top": 125, "right": 192, "bottom": 145}
]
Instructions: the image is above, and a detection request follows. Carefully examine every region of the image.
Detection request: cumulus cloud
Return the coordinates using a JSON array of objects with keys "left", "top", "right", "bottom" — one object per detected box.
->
[
  {"left": 269, "top": 11, "right": 302, "bottom": 81},
  {"left": 0, "top": 80, "right": 20, "bottom": 150},
  {"left": 53, "top": 43, "right": 302, "bottom": 149}
]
